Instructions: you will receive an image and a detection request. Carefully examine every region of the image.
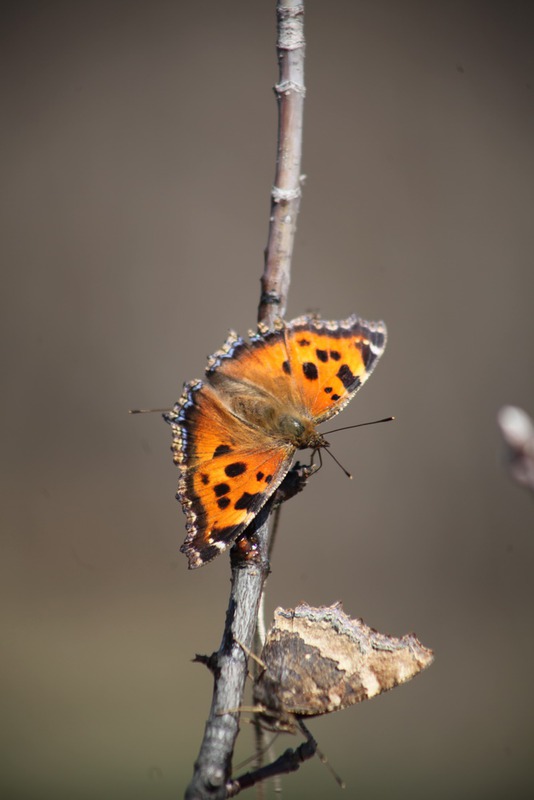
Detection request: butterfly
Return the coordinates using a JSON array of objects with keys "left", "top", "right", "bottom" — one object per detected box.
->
[
  {"left": 164, "top": 314, "right": 387, "bottom": 568},
  {"left": 252, "top": 603, "right": 434, "bottom": 733}
]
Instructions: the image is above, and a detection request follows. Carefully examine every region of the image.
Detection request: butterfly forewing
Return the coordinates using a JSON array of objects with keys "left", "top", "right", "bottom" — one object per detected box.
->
[{"left": 285, "top": 315, "right": 387, "bottom": 424}]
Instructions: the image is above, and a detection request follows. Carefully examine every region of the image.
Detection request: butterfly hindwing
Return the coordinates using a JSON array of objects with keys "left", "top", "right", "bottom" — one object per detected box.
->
[{"left": 205, "top": 323, "right": 302, "bottom": 410}]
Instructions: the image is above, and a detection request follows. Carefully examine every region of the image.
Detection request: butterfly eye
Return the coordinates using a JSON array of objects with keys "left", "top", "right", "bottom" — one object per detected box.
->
[{"left": 279, "top": 415, "right": 305, "bottom": 440}]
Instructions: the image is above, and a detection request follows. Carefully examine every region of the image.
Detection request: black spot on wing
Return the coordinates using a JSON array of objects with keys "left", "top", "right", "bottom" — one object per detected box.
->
[
  {"left": 213, "top": 444, "right": 232, "bottom": 457},
  {"left": 337, "top": 364, "right": 356, "bottom": 389},
  {"left": 256, "top": 471, "right": 264, "bottom": 481},
  {"left": 201, "top": 473, "right": 210, "bottom": 485},
  {"left": 213, "top": 483, "right": 230, "bottom": 497},
  {"left": 332, "top": 393, "right": 341, "bottom": 401},
  {"left": 217, "top": 496, "right": 231, "bottom": 510},
  {"left": 302, "top": 362, "right": 318, "bottom": 381},
  {"left": 234, "top": 492, "right": 261, "bottom": 511},
  {"left": 298, "top": 338, "right": 311, "bottom": 347},
  {"left": 282, "top": 360, "right": 291, "bottom": 375},
  {"left": 330, "top": 350, "right": 341, "bottom": 361},
  {"left": 324, "top": 387, "right": 332, "bottom": 394},
  {"left": 265, "top": 475, "right": 273, "bottom": 484},
  {"left": 225, "top": 462, "right": 247, "bottom": 478},
  {"left": 316, "top": 349, "right": 328, "bottom": 362}
]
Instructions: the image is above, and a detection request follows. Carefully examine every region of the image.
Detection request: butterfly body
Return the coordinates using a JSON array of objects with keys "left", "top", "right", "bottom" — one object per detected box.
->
[
  {"left": 165, "top": 314, "right": 386, "bottom": 568},
  {"left": 208, "top": 370, "right": 325, "bottom": 450}
]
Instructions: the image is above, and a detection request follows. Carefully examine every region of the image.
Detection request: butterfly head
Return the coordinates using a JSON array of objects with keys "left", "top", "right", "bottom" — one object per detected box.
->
[{"left": 276, "top": 413, "right": 327, "bottom": 451}]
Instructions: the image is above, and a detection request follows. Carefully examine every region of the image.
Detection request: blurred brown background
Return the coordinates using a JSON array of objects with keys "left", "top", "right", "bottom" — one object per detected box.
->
[{"left": 2, "top": 2, "right": 534, "bottom": 798}]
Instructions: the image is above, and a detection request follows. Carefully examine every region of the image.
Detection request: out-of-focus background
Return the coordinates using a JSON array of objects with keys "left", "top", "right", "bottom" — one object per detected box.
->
[{"left": 2, "top": 2, "right": 534, "bottom": 798}]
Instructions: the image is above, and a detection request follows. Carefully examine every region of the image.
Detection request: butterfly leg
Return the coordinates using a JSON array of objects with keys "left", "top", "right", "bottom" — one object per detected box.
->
[
  {"left": 309, "top": 446, "right": 323, "bottom": 474},
  {"left": 225, "top": 727, "right": 317, "bottom": 797},
  {"left": 225, "top": 719, "right": 344, "bottom": 795}
]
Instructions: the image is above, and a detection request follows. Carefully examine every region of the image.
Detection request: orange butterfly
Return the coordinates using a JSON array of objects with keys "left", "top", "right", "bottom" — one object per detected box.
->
[{"left": 164, "top": 314, "right": 387, "bottom": 568}]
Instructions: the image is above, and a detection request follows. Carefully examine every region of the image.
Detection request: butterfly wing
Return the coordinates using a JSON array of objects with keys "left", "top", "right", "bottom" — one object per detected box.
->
[
  {"left": 164, "top": 380, "right": 294, "bottom": 568},
  {"left": 285, "top": 314, "right": 387, "bottom": 424},
  {"left": 205, "top": 325, "right": 302, "bottom": 410},
  {"left": 254, "top": 604, "right": 433, "bottom": 726}
]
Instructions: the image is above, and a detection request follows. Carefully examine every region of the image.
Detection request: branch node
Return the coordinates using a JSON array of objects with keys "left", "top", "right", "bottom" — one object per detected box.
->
[
  {"left": 205, "top": 766, "right": 226, "bottom": 789},
  {"left": 271, "top": 185, "right": 301, "bottom": 202},
  {"left": 193, "top": 652, "right": 220, "bottom": 676},
  {"left": 259, "top": 290, "right": 282, "bottom": 307},
  {"left": 274, "top": 79, "right": 306, "bottom": 96}
]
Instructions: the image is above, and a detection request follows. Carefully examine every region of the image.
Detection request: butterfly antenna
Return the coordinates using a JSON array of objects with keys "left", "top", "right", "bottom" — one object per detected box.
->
[
  {"left": 323, "top": 445, "right": 352, "bottom": 480},
  {"left": 323, "top": 415, "right": 394, "bottom": 435},
  {"left": 128, "top": 407, "right": 173, "bottom": 414}
]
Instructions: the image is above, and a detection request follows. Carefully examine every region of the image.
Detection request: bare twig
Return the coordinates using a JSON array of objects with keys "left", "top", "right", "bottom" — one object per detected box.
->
[
  {"left": 184, "top": 4, "right": 306, "bottom": 798},
  {"left": 184, "top": 512, "right": 272, "bottom": 800},
  {"left": 259, "top": 0, "right": 305, "bottom": 328}
]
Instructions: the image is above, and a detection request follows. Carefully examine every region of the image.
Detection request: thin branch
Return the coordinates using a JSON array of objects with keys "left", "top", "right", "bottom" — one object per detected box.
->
[
  {"left": 184, "top": 514, "right": 271, "bottom": 800},
  {"left": 259, "top": 0, "right": 305, "bottom": 328},
  {"left": 184, "top": 6, "right": 307, "bottom": 795}
]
